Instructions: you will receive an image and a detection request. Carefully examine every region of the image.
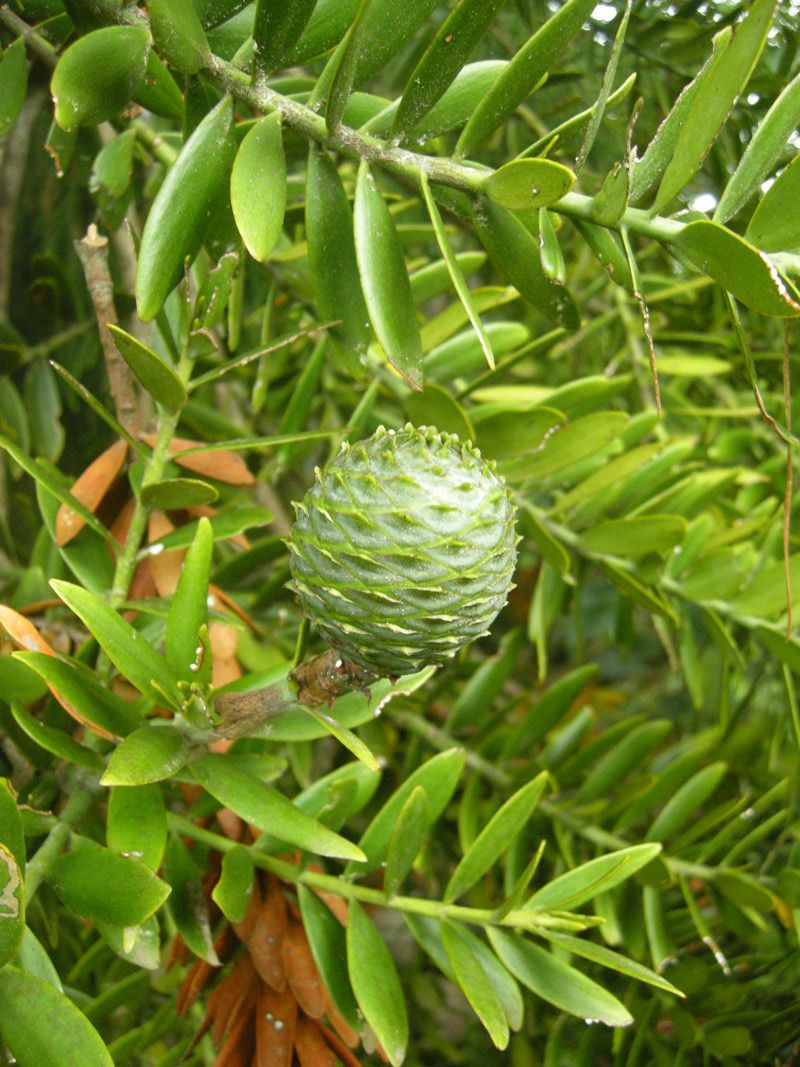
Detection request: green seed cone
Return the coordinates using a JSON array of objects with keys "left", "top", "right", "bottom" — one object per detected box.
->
[{"left": 288, "top": 424, "right": 519, "bottom": 677}]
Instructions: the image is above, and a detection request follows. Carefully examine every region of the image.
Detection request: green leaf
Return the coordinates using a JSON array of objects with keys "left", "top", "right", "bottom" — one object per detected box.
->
[
  {"left": 166, "top": 516, "right": 213, "bottom": 682},
  {"left": 384, "top": 785, "right": 429, "bottom": 898},
  {"left": 163, "top": 835, "right": 218, "bottom": 963},
  {"left": 0, "top": 40, "right": 29, "bottom": 136},
  {"left": 0, "top": 844, "right": 24, "bottom": 970},
  {"left": 0, "top": 967, "right": 113, "bottom": 1067},
  {"left": 148, "top": 0, "right": 210, "bottom": 74},
  {"left": 552, "top": 442, "right": 665, "bottom": 512},
  {"left": 102, "top": 725, "right": 190, "bottom": 786},
  {"left": 143, "top": 506, "right": 273, "bottom": 553},
  {"left": 578, "top": 515, "right": 687, "bottom": 560},
  {"left": 12, "top": 928, "right": 62, "bottom": 991},
  {"left": 351, "top": 748, "right": 465, "bottom": 874},
  {"left": 488, "top": 929, "right": 633, "bottom": 1027},
  {"left": 211, "top": 844, "right": 254, "bottom": 923},
  {"left": 49, "top": 846, "right": 170, "bottom": 926},
  {"left": 50, "top": 580, "right": 181, "bottom": 706},
  {"left": 651, "top": 0, "right": 777, "bottom": 214},
  {"left": 305, "top": 146, "right": 371, "bottom": 368},
  {"left": 190, "top": 752, "right": 366, "bottom": 861},
  {"left": 107, "top": 325, "right": 187, "bottom": 412},
  {"left": 404, "top": 383, "right": 475, "bottom": 442},
  {"left": 347, "top": 899, "right": 409, "bottom": 1066},
  {"left": 504, "top": 663, "right": 598, "bottom": 753},
  {"left": 446, "top": 773, "right": 549, "bottom": 902},
  {"left": 136, "top": 96, "right": 237, "bottom": 321},
  {"left": 715, "top": 71, "right": 800, "bottom": 223},
  {"left": 483, "top": 159, "right": 575, "bottom": 212},
  {"left": 51, "top": 26, "right": 151, "bottom": 130},
  {"left": 575, "top": 720, "right": 672, "bottom": 803},
  {"left": 442, "top": 923, "right": 509, "bottom": 1048},
  {"left": 298, "top": 884, "right": 361, "bottom": 1029},
  {"left": 231, "top": 113, "right": 286, "bottom": 261},
  {"left": 456, "top": 0, "right": 597, "bottom": 157},
  {"left": 539, "top": 930, "right": 684, "bottom": 997},
  {"left": 324, "top": 0, "right": 371, "bottom": 132},
  {"left": 392, "top": 0, "right": 507, "bottom": 137},
  {"left": 420, "top": 173, "right": 494, "bottom": 369},
  {"left": 526, "top": 844, "right": 663, "bottom": 911},
  {"left": 0, "top": 781, "right": 23, "bottom": 877},
  {"left": 253, "top": 0, "right": 318, "bottom": 74},
  {"left": 673, "top": 220, "right": 800, "bottom": 318},
  {"left": 471, "top": 198, "right": 579, "bottom": 328},
  {"left": 135, "top": 52, "right": 185, "bottom": 120},
  {"left": 140, "top": 477, "right": 218, "bottom": 509},
  {"left": 354, "top": 162, "right": 423, "bottom": 389},
  {"left": 502, "top": 412, "right": 629, "bottom": 481},
  {"left": 300, "top": 705, "right": 380, "bottom": 772},
  {"left": 746, "top": 154, "right": 800, "bottom": 253},
  {"left": 449, "top": 629, "right": 523, "bottom": 731},
  {"left": 9, "top": 699, "right": 104, "bottom": 772},
  {"left": 107, "top": 784, "right": 167, "bottom": 871},
  {"left": 474, "top": 407, "right": 563, "bottom": 464},
  {"left": 647, "top": 762, "right": 727, "bottom": 842}
]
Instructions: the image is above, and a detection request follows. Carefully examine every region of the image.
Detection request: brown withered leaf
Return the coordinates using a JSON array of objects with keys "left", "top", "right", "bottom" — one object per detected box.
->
[
  {"left": 141, "top": 433, "right": 255, "bottom": 486},
  {"left": 110, "top": 497, "right": 136, "bottom": 547},
  {"left": 246, "top": 879, "right": 288, "bottom": 991},
  {"left": 324, "top": 995, "right": 360, "bottom": 1050},
  {"left": 177, "top": 958, "right": 216, "bottom": 1016},
  {"left": 213, "top": 1004, "right": 255, "bottom": 1067},
  {"left": 209, "top": 955, "right": 259, "bottom": 1048},
  {"left": 295, "top": 1018, "right": 336, "bottom": 1067},
  {"left": 127, "top": 558, "right": 157, "bottom": 603},
  {"left": 317, "top": 1018, "right": 363, "bottom": 1067},
  {"left": 56, "top": 439, "right": 128, "bottom": 546},
  {"left": 148, "top": 511, "right": 185, "bottom": 596},
  {"left": 307, "top": 869, "right": 349, "bottom": 927},
  {"left": 282, "top": 923, "right": 326, "bottom": 1020},
  {"left": 255, "top": 982, "right": 297, "bottom": 1067},
  {"left": 209, "top": 621, "right": 239, "bottom": 661},
  {"left": 217, "top": 808, "right": 244, "bottom": 840}
]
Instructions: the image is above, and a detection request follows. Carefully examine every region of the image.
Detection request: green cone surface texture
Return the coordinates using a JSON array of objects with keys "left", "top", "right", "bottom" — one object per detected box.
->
[{"left": 288, "top": 424, "right": 518, "bottom": 677}]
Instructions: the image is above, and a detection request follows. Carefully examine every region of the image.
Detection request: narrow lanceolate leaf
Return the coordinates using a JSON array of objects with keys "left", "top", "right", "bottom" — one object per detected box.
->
[
  {"left": 471, "top": 198, "right": 579, "bottom": 328},
  {"left": 298, "top": 885, "right": 361, "bottom": 1029},
  {"left": 384, "top": 786, "right": 429, "bottom": 898},
  {"left": 147, "top": 0, "right": 210, "bottom": 75},
  {"left": 0, "top": 39, "right": 29, "bottom": 136},
  {"left": 0, "top": 780, "right": 24, "bottom": 874},
  {"left": 575, "top": 0, "right": 632, "bottom": 170},
  {"left": 456, "top": 0, "right": 597, "bottom": 157},
  {"left": 305, "top": 146, "right": 371, "bottom": 370},
  {"left": 445, "top": 772, "right": 548, "bottom": 902},
  {"left": 49, "top": 847, "right": 170, "bottom": 926},
  {"left": 715, "top": 71, "right": 800, "bottom": 223},
  {"left": 647, "top": 762, "right": 727, "bottom": 842},
  {"left": 51, "top": 26, "right": 150, "bottom": 130},
  {"left": 347, "top": 900, "right": 409, "bottom": 1066},
  {"left": 673, "top": 220, "right": 800, "bottom": 318},
  {"left": 354, "top": 162, "right": 423, "bottom": 388},
  {"left": 107, "top": 784, "right": 167, "bottom": 871},
  {"left": 526, "top": 844, "right": 663, "bottom": 911},
  {"left": 50, "top": 580, "right": 181, "bottom": 706},
  {"left": 629, "top": 26, "right": 732, "bottom": 204},
  {"left": 0, "top": 968, "right": 113, "bottom": 1067},
  {"left": 140, "top": 478, "right": 218, "bottom": 509},
  {"left": 190, "top": 753, "right": 366, "bottom": 861},
  {"left": 539, "top": 931, "right": 684, "bottom": 997},
  {"left": 392, "top": 0, "right": 508, "bottom": 136},
  {"left": 488, "top": 929, "right": 633, "bottom": 1027},
  {"left": 136, "top": 96, "right": 237, "bottom": 321},
  {"left": 442, "top": 923, "right": 509, "bottom": 1049},
  {"left": 107, "top": 325, "right": 187, "bottom": 412},
  {"left": 746, "top": 154, "right": 800, "bottom": 252},
  {"left": 166, "top": 516, "right": 213, "bottom": 682},
  {"left": 102, "top": 725, "right": 190, "bottom": 786},
  {"left": 301, "top": 705, "right": 380, "bottom": 772},
  {"left": 253, "top": 0, "right": 318, "bottom": 75},
  {"left": 482, "top": 159, "right": 575, "bottom": 211},
  {"left": 420, "top": 173, "right": 494, "bottom": 369},
  {"left": 651, "top": 0, "right": 777, "bottom": 214},
  {"left": 231, "top": 113, "right": 286, "bottom": 261},
  {"left": 0, "top": 844, "right": 24, "bottom": 970},
  {"left": 324, "top": 0, "right": 371, "bottom": 132}
]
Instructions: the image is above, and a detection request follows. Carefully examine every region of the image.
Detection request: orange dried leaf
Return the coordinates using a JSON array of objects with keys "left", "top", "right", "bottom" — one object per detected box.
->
[
  {"left": 217, "top": 808, "right": 244, "bottom": 840},
  {"left": 255, "top": 982, "right": 297, "bottom": 1067},
  {"left": 209, "top": 621, "right": 239, "bottom": 661},
  {"left": 110, "top": 497, "right": 136, "bottom": 546},
  {"left": 141, "top": 433, "right": 255, "bottom": 486},
  {"left": 148, "top": 511, "right": 185, "bottom": 596},
  {"left": 317, "top": 1018, "right": 363, "bottom": 1067},
  {"left": 324, "top": 996, "right": 360, "bottom": 1050},
  {"left": 210, "top": 956, "right": 259, "bottom": 1047},
  {"left": 177, "top": 958, "right": 215, "bottom": 1016},
  {"left": 56, "top": 439, "right": 127, "bottom": 546},
  {"left": 282, "top": 923, "right": 326, "bottom": 1020},
  {"left": 295, "top": 1018, "right": 336, "bottom": 1067},
  {"left": 233, "top": 881, "right": 263, "bottom": 944},
  {"left": 246, "top": 880, "right": 288, "bottom": 991}
]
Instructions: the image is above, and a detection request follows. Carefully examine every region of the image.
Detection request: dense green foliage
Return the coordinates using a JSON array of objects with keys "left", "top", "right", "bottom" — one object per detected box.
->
[{"left": 1, "top": 0, "right": 800, "bottom": 1064}]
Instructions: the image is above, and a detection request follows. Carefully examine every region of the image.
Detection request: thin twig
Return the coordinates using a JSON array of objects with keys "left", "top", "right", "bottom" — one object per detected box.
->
[
  {"left": 784, "top": 321, "right": 793, "bottom": 638},
  {"left": 75, "top": 224, "right": 141, "bottom": 439}
]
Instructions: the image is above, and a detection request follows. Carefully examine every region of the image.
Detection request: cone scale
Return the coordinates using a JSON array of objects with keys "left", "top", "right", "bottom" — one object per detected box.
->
[{"left": 288, "top": 424, "right": 519, "bottom": 678}]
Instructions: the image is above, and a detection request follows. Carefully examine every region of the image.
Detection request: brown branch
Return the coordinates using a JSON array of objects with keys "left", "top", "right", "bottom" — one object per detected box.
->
[{"left": 75, "top": 224, "right": 141, "bottom": 438}]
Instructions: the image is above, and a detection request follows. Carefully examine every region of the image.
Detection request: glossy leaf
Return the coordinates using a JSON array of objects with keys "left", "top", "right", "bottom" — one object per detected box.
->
[
  {"left": 51, "top": 26, "right": 150, "bottom": 130},
  {"left": 231, "top": 113, "right": 286, "bottom": 261},
  {"left": 107, "top": 325, "right": 186, "bottom": 412},
  {"left": 102, "top": 725, "right": 190, "bottom": 786},
  {"left": 148, "top": 0, "right": 210, "bottom": 74},
  {"left": 456, "top": 0, "right": 597, "bottom": 157},
  {"left": 446, "top": 773, "right": 548, "bottom": 902},
  {"left": 347, "top": 899, "right": 408, "bottom": 1066},
  {"left": 540, "top": 930, "right": 684, "bottom": 997},
  {"left": 165, "top": 516, "right": 213, "bottom": 682},
  {"left": 253, "top": 0, "right": 318, "bottom": 74},
  {"left": 483, "top": 159, "right": 575, "bottom": 211},
  {"left": 190, "top": 752, "right": 366, "bottom": 861},
  {"left": 0, "top": 781, "right": 24, "bottom": 874},
  {"left": 324, "top": 0, "right": 370, "bottom": 132},
  {"left": 49, "top": 846, "right": 170, "bottom": 926},
  {"left": 136, "top": 96, "right": 237, "bottom": 321},
  {"left": 488, "top": 929, "right": 633, "bottom": 1027},
  {"left": 354, "top": 162, "right": 423, "bottom": 388},
  {"left": 163, "top": 835, "right": 218, "bottom": 963},
  {"left": 746, "top": 154, "right": 800, "bottom": 252},
  {"left": 442, "top": 923, "right": 509, "bottom": 1048},
  {"left": 648, "top": 762, "right": 727, "bottom": 842},
  {"left": 392, "top": 0, "right": 507, "bottom": 136},
  {"left": 502, "top": 411, "right": 629, "bottom": 481},
  {"left": 9, "top": 700, "right": 104, "bottom": 772},
  {"left": 526, "top": 844, "right": 663, "bottom": 911},
  {"left": 107, "top": 784, "right": 167, "bottom": 871},
  {"left": 0, "top": 968, "right": 113, "bottom": 1067}
]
